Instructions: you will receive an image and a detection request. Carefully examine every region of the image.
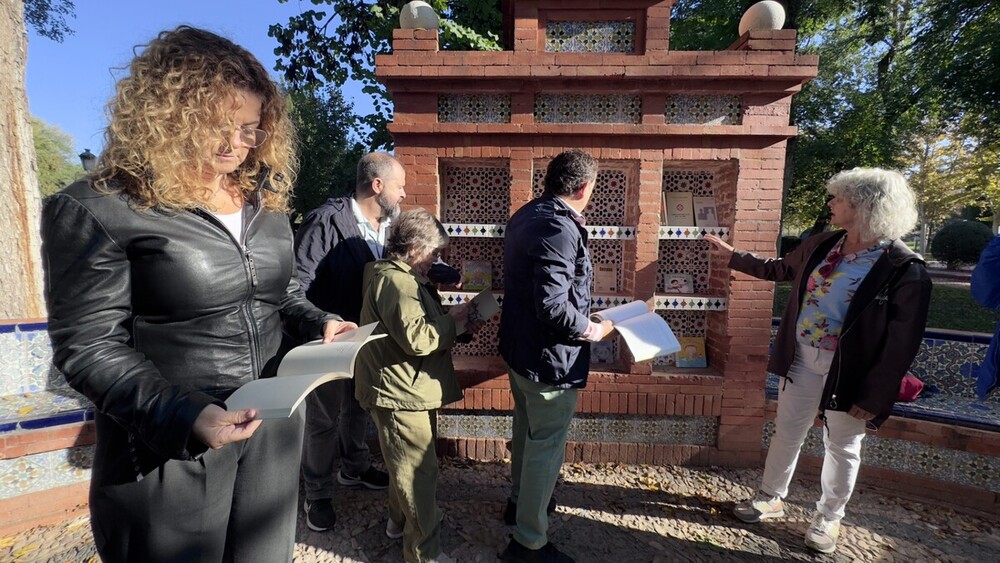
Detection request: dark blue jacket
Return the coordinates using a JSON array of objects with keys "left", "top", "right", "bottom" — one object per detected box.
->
[
  {"left": 971, "top": 234, "right": 1000, "bottom": 399},
  {"left": 293, "top": 196, "right": 375, "bottom": 324},
  {"left": 498, "top": 195, "right": 593, "bottom": 388}
]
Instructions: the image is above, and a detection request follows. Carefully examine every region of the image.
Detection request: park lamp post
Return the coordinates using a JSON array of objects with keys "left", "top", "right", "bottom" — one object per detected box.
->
[{"left": 78, "top": 149, "right": 97, "bottom": 172}]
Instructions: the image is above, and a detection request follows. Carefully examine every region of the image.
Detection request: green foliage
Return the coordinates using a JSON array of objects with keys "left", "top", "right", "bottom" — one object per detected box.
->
[
  {"left": 24, "top": 0, "right": 75, "bottom": 42},
  {"left": 930, "top": 220, "right": 993, "bottom": 268},
  {"left": 270, "top": 0, "right": 502, "bottom": 149},
  {"left": 287, "top": 85, "right": 366, "bottom": 221},
  {"left": 31, "top": 117, "right": 82, "bottom": 197},
  {"left": 910, "top": 1, "right": 1000, "bottom": 144}
]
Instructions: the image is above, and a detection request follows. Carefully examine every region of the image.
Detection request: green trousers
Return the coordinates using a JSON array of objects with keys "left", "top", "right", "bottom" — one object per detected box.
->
[
  {"left": 370, "top": 407, "right": 443, "bottom": 563},
  {"left": 507, "top": 368, "right": 579, "bottom": 549}
]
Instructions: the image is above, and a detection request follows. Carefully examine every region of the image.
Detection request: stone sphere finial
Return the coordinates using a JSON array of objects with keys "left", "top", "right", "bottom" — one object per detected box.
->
[
  {"left": 399, "top": 1, "right": 440, "bottom": 30},
  {"left": 738, "top": 1, "right": 786, "bottom": 36}
]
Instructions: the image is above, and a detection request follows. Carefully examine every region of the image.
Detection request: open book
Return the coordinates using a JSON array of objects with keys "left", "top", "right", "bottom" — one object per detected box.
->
[
  {"left": 455, "top": 289, "right": 500, "bottom": 334},
  {"left": 225, "top": 322, "right": 385, "bottom": 419},
  {"left": 590, "top": 301, "right": 681, "bottom": 362}
]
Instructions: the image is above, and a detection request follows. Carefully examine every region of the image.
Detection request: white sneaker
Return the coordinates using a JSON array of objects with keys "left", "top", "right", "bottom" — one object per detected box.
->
[
  {"left": 804, "top": 512, "right": 841, "bottom": 554},
  {"left": 427, "top": 553, "right": 455, "bottom": 563},
  {"left": 733, "top": 491, "right": 784, "bottom": 523},
  {"left": 385, "top": 518, "right": 404, "bottom": 539}
]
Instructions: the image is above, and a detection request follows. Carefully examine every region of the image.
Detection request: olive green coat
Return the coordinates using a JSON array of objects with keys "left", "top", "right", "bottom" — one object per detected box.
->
[{"left": 355, "top": 259, "right": 462, "bottom": 411}]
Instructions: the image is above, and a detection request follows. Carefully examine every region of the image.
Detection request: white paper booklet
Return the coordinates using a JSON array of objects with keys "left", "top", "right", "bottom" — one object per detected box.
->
[
  {"left": 455, "top": 289, "right": 501, "bottom": 334},
  {"left": 225, "top": 322, "right": 385, "bottom": 419},
  {"left": 590, "top": 301, "right": 681, "bottom": 362}
]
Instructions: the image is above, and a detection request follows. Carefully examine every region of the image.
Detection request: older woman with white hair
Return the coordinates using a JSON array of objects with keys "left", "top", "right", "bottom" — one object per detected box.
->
[
  {"left": 705, "top": 167, "right": 932, "bottom": 555},
  {"left": 355, "top": 208, "right": 483, "bottom": 563}
]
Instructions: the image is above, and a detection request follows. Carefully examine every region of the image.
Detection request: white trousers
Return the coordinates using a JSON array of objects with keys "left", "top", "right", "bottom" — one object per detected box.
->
[{"left": 760, "top": 343, "right": 867, "bottom": 520}]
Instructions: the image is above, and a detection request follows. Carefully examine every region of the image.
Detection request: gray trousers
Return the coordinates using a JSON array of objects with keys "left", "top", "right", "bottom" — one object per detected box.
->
[
  {"left": 302, "top": 377, "right": 372, "bottom": 500},
  {"left": 89, "top": 408, "right": 305, "bottom": 563}
]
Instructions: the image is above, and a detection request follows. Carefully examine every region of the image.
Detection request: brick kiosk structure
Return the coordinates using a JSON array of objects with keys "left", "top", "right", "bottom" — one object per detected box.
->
[{"left": 375, "top": 0, "right": 818, "bottom": 467}]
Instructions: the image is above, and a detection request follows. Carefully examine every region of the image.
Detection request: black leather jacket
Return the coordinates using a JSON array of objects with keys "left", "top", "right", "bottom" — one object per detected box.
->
[{"left": 42, "top": 180, "right": 334, "bottom": 464}]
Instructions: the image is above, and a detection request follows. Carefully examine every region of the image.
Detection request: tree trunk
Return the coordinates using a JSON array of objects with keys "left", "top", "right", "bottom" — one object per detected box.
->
[{"left": 0, "top": 1, "right": 46, "bottom": 320}]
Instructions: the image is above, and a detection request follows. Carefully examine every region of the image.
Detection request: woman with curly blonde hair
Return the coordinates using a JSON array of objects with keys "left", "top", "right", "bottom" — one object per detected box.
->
[{"left": 41, "top": 26, "right": 354, "bottom": 562}]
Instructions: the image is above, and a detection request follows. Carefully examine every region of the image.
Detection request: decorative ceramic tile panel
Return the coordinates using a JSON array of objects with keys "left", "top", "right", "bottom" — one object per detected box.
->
[
  {"left": 534, "top": 94, "right": 642, "bottom": 124},
  {"left": 444, "top": 238, "right": 505, "bottom": 291},
  {"left": 654, "top": 311, "right": 707, "bottom": 367},
  {"left": 663, "top": 169, "right": 716, "bottom": 197},
  {"left": 438, "top": 94, "right": 511, "bottom": 123},
  {"left": 452, "top": 316, "right": 500, "bottom": 357},
  {"left": 657, "top": 226, "right": 729, "bottom": 240},
  {"left": 653, "top": 295, "right": 726, "bottom": 311},
  {"left": 441, "top": 163, "right": 511, "bottom": 224},
  {"left": 443, "top": 223, "right": 506, "bottom": 238},
  {"left": 0, "top": 445, "right": 93, "bottom": 500},
  {"left": 533, "top": 167, "right": 630, "bottom": 225},
  {"left": 544, "top": 20, "right": 636, "bottom": 53},
  {"left": 911, "top": 338, "right": 997, "bottom": 401},
  {"left": 439, "top": 413, "right": 718, "bottom": 446},
  {"left": 658, "top": 240, "right": 711, "bottom": 294},
  {"left": 665, "top": 95, "right": 742, "bottom": 125},
  {"left": 584, "top": 226, "right": 636, "bottom": 240},
  {"left": 438, "top": 291, "right": 631, "bottom": 312},
  {"left": 762, "top": 422, "right": 1000, "bottom": 493}
]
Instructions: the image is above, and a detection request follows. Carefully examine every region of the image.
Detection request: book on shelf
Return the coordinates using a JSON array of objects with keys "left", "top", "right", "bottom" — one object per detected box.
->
[
  {"left": 660, "top": 191, "right": 669, "bottom": 226},
  {"left": 593, "top": 263, "right": 618, "bottom": 293},
  {"left": 676, "top": 336, "right": 708, "bottom": 368},
  {"left": 455, "top": 289, "right": 500, "bottom": 335},
  {"left": 663, "top": 273, "right": 694, "bottom": 294},
  {"left": 461, "top": 260, "right": 493, "bottom": 292},
  {"left": 665, "top": 192, "right": 695, "bottom": 226},
  {"left": 591, "top": 339, "right": 616, "bottom": 364},
  {"left": 590, "top": 301, "right": 681, "bottom": 362},
  {"left": 225, "top": 323, "right": 385, "bottom": 419},
  {"left": 693, "top": 197, "right": 719, "bottom": 227}
]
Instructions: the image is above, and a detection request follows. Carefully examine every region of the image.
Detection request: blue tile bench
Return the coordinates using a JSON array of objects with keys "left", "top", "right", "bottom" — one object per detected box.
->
[
  {"left": 0, "top": 322, "right": 93, "bottom": 435},
  {"left": 0, "top": 321, "right": 94, "bottom": 534},
  {"left": 765, "top": 325, "right": 1000, "bottom": 431}
]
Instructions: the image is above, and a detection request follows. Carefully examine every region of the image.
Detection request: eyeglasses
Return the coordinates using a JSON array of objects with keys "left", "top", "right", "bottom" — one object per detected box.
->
[{"left": 225, "top": 125, "right": 268, "bottom": 148}]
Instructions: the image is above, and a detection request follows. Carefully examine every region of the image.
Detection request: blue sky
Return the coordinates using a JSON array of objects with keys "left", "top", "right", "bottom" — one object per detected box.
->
[{"left": 25, "top": 0, "right": 372, "bottom": 157}]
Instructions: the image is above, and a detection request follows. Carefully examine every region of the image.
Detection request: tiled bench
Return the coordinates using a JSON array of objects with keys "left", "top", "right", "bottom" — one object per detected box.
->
[
  {"left": 765, "top": 327, "right": 1000, "bottom": 431},
  {"left": 0, "top": 321, "right": 94, "bottom": 536},
  {"left": 764, "top": 323, "right": 999, "bottom": 514}
]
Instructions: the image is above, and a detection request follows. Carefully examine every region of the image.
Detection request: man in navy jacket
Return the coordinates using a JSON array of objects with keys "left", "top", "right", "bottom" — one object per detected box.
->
[
  {"left": 291, "top": 152, "right": 404, "bottom": 531},
  {"left": 972, "top": 233, "right": 1000, "bottom": 399},
  {"left": 498, "top": 149, "right": 612, "bottom": 563}
]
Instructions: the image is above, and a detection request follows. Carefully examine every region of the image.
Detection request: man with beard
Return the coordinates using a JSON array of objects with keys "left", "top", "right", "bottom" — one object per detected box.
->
[{"left": 291, "top": 152, "right": 405, "bottom": 532}]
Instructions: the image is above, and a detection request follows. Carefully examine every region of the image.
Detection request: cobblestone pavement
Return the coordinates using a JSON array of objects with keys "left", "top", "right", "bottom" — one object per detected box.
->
[{"left": 3, "top": 459, "right": 998, "bottom": 562}]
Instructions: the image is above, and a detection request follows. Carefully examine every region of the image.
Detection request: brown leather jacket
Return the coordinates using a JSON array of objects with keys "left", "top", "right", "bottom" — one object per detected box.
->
[{"left": 730, "top": 230, "right": 932, "bottom": 429}]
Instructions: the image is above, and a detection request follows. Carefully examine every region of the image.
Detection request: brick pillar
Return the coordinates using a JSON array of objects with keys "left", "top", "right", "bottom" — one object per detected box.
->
[
  {"left": 644, "top": 1, "right": 674, "bottom": 52},
  {"left": 392, "top": 28, "right": 440, "bottom": 52}
]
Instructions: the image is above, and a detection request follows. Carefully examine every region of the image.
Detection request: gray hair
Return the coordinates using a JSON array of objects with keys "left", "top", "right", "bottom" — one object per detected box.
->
[
  {"left": 356, "top": 152, "right": 401, "bottom": 193},
  {"left": 385, "top": 208, "right": 448, "bottom": 263},
  {"left": 826, "top": 167, "right": 918, "bottom": 241},
  {"left": 543, "top": 149, "right": 598, "bottom": 196}
]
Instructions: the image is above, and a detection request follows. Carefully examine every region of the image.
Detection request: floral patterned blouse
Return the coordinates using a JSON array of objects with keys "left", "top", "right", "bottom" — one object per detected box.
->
[{"left": 795, "top": 236, "right": 889, "bottom": 351}]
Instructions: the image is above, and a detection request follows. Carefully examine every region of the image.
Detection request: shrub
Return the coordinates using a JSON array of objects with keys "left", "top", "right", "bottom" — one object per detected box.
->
[{"left": 930, "top": 221, "right": 993, "bottom": 268}]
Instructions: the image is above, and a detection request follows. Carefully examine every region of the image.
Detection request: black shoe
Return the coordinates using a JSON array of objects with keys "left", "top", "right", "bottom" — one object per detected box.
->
[
  {"left": 500, "top": 537, "right": 574, "bottom": 563},
  {"left": 337, "top": 467, "right": 389, "bottom": 490},
  {"left": 503, "top": 496, "right": 557, "bottom": 526},
  {"left": 304, "top": 498, "right": 336, "bottom": 532}
]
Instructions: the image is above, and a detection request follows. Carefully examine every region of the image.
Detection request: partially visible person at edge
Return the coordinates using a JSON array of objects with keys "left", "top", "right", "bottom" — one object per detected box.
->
[
  {"left": 288, "top": 152, "right": 407, "bottom": 532},
  {"left": 354, "top": 209, "right": 480, "bottom": 563},
  {"left": 40, "top": 26, "right": 354, "bottom": 562},
  {"left": 497, "top": 149, "right": 612, "bottom": 563},
  {"left": 971, "top": 233, "right": 1000, "bottom": 399},
  {"left": 704, "top": 167, "right": 931, "bottom": 555}
]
